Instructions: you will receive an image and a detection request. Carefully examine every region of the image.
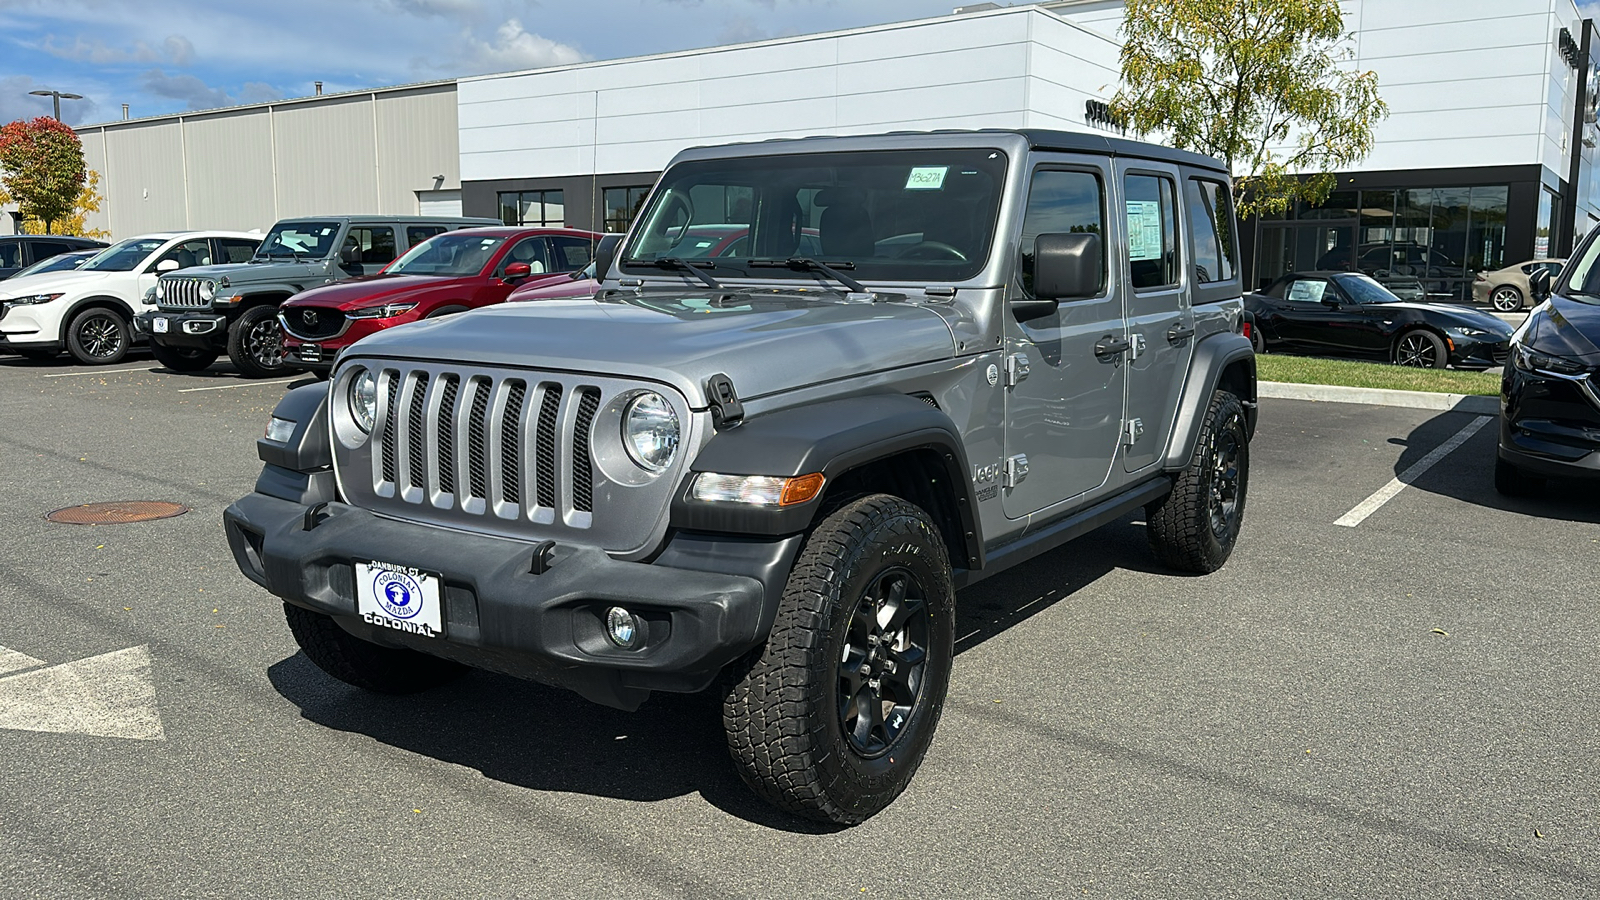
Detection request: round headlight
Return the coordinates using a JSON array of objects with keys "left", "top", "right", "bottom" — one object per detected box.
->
[
  {"left": 623, "top": 392, "right": 679, "bottom": 471},
  {"left": 154, "top": 282, "right": 165, "bottom": 300},
  {"left": 349, "top": 368, "right": 378, "bottom": 433},
  {"left": 199, "top": 280, "right": 215, "bottom": 301}
]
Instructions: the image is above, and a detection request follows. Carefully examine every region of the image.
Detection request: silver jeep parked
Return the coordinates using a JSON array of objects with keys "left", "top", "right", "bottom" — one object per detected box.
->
[{"left": 225, "top": 130, "right": 1257, "bottom": 825}]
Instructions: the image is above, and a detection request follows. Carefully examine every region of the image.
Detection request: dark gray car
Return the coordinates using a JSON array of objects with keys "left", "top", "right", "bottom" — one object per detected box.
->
[{"left": 223, "top": 130, "right": 1257, "bottom": 825}]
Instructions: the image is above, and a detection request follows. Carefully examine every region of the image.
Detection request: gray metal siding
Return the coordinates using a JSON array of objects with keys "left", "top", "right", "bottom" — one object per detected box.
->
[
  {"left": 376, "top": 86, "right": 461, "bottom": 213},
  {"left": 272, "top": 96, "right": 379, "bottom": 217},
  {"left": 183, "top": 111, "right": 276, "bottom": 232}
]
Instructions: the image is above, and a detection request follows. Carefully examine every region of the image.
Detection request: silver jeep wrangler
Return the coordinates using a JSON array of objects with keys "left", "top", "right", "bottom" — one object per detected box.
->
[{"left": 225, "top": 130, "right": 1256, "bottom": 825}]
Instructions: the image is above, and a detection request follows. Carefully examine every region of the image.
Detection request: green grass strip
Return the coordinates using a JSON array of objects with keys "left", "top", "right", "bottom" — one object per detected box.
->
[{"left": 1256, "top": 354, "right": 1501, "bottom": 396}]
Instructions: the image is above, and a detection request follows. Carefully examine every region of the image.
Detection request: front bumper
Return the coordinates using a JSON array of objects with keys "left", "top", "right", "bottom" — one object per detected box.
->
[
  {"left": 1499, "top": 367, "right": 1600, "bottom": 479},
  {"left": 136, "top": 310, "right": 230, "bottom": 350},
  {"left": 224, "top": 489, "right": 798, "bottom": 709},
  {"left": 1448, "top": 335, "right": 1510, "bottom": 369},
  {"left": 282, "top": 316, "right": 393, "bottom": 371}
]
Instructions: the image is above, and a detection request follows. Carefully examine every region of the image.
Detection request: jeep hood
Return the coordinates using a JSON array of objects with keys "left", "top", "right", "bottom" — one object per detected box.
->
[
  {"left": 173, "top": 259, "right": 327, "bottom": 283},
  {"left": 342, "top": 290, "right": 957, "bottom": 406}
]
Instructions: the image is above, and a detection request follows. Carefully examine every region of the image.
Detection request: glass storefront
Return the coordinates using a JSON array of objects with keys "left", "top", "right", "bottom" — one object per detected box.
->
[{"left": 1256, "top": 186, "right": 1509, "bottom": 301}]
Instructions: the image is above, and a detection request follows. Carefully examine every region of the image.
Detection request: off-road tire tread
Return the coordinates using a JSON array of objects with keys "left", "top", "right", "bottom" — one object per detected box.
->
[
  {"left": 1146, "top": 390, "right": 1248, "bottom": 574},
  {"left": 283, "top": 603, "right": 467, "bottom": 694},
  {"left": 722, "top": 494, "right": 952, "bottom": 825}
]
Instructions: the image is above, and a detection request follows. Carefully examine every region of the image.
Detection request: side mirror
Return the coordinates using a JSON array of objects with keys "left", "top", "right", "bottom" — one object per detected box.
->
[
  {"left": 156, "top": 259, "right": 180, "bottom": 273},
  {"left": 1530, "top": 268, "right": 1552, "bottom": 303},
  {"left": 593, "top": 233, "right": 624, "bottom": 281},
  {"left": 503, "top": 261, "right": 532, "bottom": 282},
  {"left": 1320, "top": 294, "right": 1341, "bottom": 308},
  {"left": 1032, "top": 231, "right": 1103, "bottom": 301},
  {"left": 339, "top": 244, "right": 361, "bottom": 266}
]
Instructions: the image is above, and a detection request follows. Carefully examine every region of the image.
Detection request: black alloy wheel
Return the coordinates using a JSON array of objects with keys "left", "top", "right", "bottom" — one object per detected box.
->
[
  {"left": 1393, "top": 330, "right": 1447, "bottom": 369},
  {"left": 1490, "top": 285, "right": 1524, "bottom": 312},
  {"left": 228, "top": 305, "right": 293, "bottom": 378},
  {"left": 1207, "top": 415, "right": 1243, "bottom": 541},
  {"left": 838, "top": 567, "right": 931, "bottom": 757},
  {"left": 66, "top": 308, "right": 130, "bottom": 365}
]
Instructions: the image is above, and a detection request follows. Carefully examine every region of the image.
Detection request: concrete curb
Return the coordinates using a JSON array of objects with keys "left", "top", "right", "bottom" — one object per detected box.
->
[{"left": 1259, "top": 381, "right": 1500, "bottom": 415}]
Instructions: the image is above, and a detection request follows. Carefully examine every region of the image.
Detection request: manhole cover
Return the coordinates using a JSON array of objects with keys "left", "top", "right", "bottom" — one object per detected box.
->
[{"left": 45, "top": 501, "right": 190, "bottom": 525}]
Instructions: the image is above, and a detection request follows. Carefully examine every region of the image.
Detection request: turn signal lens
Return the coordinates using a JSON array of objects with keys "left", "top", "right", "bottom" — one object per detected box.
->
[
  {"left": 690, "top": 472, "right": 825, "bottom": 507},
  {"left": 264, "top": 416, "right": 296, "bottom": 443}
]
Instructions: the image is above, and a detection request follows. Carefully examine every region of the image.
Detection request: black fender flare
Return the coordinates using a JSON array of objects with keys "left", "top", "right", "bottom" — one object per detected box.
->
[
  {"left": 233, "top": 287, "right": 300, "bottom": 310},
  {"left": 670, "top": 392, "right": 982, "bottom": 566},
  {"left": 1163, "top": 331, "right": 1256, "bottom": 470},
  {"left": 58, "top": 295, "right": 136, "bottom": 342}
]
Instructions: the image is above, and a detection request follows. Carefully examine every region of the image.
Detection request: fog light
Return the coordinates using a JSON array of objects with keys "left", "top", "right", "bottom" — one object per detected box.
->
[
  {"left": 264, "top": 416, "right": 296, "bottom": 442},
  {"left": 605, "top": 606, "right": 641, "bottom": 649}
]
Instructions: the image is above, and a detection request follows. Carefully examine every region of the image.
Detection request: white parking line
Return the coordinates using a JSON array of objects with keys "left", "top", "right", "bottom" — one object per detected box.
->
[
  {"left": 42, "top": 366, "right": 151, "bottom": 378},
  {"left": 1334, "top": 415, "right": 1494, "bottom": 528},
  {"left": 177, "top": 378, "right": 299, "bottom": 393}
]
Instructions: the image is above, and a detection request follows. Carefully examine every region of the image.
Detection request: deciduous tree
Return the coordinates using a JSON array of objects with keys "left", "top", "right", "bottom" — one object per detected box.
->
[
  {"left": 1111, "top": 0, "right": 1387, "bottom": 217},
  {"left": 0, "top": 116, "right": 87, "bottom": 234}
]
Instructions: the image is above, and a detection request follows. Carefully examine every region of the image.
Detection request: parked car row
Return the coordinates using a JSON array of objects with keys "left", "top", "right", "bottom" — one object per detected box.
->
[{"left": 0, "top": 234, "right": 107, "bottom": 280}]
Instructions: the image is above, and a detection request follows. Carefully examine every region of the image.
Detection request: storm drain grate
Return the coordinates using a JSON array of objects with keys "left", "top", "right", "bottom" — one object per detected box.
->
[{"left": 46, "top": 501, "right": 190, "bottom": 525}]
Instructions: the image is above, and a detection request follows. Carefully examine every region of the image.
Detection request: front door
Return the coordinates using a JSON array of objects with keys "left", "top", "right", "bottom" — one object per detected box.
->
[
  {"left": 1002, "top": 159, "right": 1127, "bottom": 519},
  {"left": 1117, "top": 164, "right": 1193, "bottom": 473}
]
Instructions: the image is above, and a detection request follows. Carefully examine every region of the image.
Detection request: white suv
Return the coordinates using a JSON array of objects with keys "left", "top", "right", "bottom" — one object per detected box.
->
[{"left": 0, "top": 231, "right": 261, "bottom": 365}]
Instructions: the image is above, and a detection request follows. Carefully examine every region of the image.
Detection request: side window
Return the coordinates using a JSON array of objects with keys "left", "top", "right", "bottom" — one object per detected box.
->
[
  {"left": 408, "top": 225, "right": 446, "bottom": 246},
  {"left": 550, "top": 236, "right": 593, "bottom": 272},
  {"left": 1186, "top": 178, "right": 1236, "bottom": 284},
  {"left": 30, "top": 241, "right": 73, "bottom": 262},
  {"left": 155, "top": 238, "right": 213, "bottom": 271},
  {"left": 0, "top": 242, "right": 19, "bottom": 268},
  {"left": 502, "top": 237, "right": 551, "bottom": 274},
  {"left": 216, "top": 239, "right": 258, "bottom": 264},
  {"left": 1125, "top": 174, "right": 1178, "bottom": 289},
  {"left": 1283, "top": 279, "right": 1329, "bottom": 303},
  {"left": 1017, "top": 169, "right": 1105, "bottom": 298},
  {"left": 345, "top": 227, "right": 397, "bottom": 265}
]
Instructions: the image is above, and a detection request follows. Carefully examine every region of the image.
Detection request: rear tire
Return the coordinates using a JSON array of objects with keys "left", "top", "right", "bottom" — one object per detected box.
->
[
  {"left": 228, "top": 305, "right": 294, "bottom": 378},
  {"left": 283, "top": 603, "right": 468, "bottom": 694},
  {"left": 1147, "top": 390, "right": 1249, "bottom": 574},
  {"left": 1393, "top": 329, "right": 1447, "bottom": 369},
  {"left": 1490, "top": 285, "right": 1524, "bottom": 312},
  {"left": 150, "top": 341, "right": 218, "bottom": 372},
  {"left": 1493, "top": 456, "right": 1542, "bottom": 497},
  {"left": 723, "top": 494, "right": 955, "bottom": 826},
  {"left": 65, "top": 307, "right": 130, "bottom": 365}
]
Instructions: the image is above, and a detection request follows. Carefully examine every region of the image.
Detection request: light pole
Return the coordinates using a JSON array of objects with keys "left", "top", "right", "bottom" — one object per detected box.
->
[{"left": 28, "top": 89, "right": 84, "bottom": 121}]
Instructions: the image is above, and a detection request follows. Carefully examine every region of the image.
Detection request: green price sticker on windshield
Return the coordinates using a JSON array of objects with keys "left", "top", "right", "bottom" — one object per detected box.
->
[{"left": 905, "top": 166, "right": 948, "bottom": 190}]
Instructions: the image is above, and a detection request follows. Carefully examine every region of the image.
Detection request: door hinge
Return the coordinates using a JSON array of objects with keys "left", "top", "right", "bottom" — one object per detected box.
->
[
  {"left": 1004, "top": 352, "right": 1030, "bottom": 387},
  {"left": 1123, "top": 418, "right": 1144, "bottom": 448},
  {"left": 1128, "top": 333, "right": 1147, "bottom": 361},
  {"left": 1004, "top": 453, "right": 1029, "bottom": 488}
]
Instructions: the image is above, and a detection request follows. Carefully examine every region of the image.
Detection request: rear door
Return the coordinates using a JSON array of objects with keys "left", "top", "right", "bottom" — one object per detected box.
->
[
  {"left": 1002, "top": 157, "right": 1127, "bottom": 518},
  {"left": 1116, "top": 162, "right": 1193, "bottom": 473},
  {"left": 341, "top": 225, "right": 398, "bottom": 277}
]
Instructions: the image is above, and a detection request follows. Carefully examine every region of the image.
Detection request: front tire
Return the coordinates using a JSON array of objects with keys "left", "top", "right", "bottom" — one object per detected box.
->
[
  {"left": 228, "top": 305, "right": 294, "bottom": 378},
  {"left": 1393, "top": 329, "right": 1448, "bottom": 369},
  {"left": 283, "top": 603, "right": 468, "bottom": 694},
  {"left": 1493, "top": 456, "right": 1542, "bottom": 497},
  {"left": 65, "top": 308, "right": 130, "bottom": 365},
  {"left": 150, "top": 341, "right": 218, "bottom": 372},
  {"left": 723, "top": 494, "right": 955, "bottom": 826},
  {"left": 1147, "top": 390, "right": 1249, "bottom": 574},
  {"left": 1490, "top": 285, "right": 1524, "bottom": 312}
]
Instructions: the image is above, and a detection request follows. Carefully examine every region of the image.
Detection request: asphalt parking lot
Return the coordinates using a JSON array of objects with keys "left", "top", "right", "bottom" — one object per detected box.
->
[{"left": 1, "top": 353, "right": 1597, "bottom": 899}]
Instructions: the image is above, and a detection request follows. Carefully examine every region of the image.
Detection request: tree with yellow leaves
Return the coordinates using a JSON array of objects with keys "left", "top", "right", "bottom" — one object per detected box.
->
[{"left": 1, "top": 169, "right": 109, "bottom": 238}]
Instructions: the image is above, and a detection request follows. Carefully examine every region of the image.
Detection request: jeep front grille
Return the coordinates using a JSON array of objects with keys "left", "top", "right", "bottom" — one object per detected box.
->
[
  {"left": 157, "top": 278, "right": 210, "bottom": 309},
  {"left": 334, "top": 361, "right": 691, "bottom": 556}
]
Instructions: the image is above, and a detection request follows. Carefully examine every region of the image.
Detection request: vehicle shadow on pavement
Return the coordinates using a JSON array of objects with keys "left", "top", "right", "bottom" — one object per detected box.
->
[
  {"left": 263, "top": 519, "right": 1163, "bottom": 833},
  {"left": 1392, "top": 412, "right": 1600, "bottom": 524}
]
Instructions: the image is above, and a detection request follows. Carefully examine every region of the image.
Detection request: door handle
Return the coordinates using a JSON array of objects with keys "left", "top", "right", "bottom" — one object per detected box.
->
[
  {"left": 1166, "top": 324, "right": 1195, "bottom": 344},
  {"left": 1094, "top": 335, "right": 1131, "bottom": 358}
]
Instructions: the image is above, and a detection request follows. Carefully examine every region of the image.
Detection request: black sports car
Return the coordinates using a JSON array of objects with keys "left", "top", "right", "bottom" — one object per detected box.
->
[
  {"left": 1246, "top": 271, "right": 1513, "bottom": 369},
  {"left": 1496, "top": 251, "right": 1600, "bottom": 494}
]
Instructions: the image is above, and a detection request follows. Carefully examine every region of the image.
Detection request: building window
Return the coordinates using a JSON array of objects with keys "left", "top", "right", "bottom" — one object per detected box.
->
[
  {"left": 603, "top": 186, "right": 652, "bottom": 233},
  {"left": 499, "top": 190, "right": 565, "bottom": 227}
]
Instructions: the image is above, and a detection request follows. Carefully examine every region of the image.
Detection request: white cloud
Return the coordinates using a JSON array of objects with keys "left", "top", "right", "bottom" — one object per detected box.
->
[
  {"left": 451, "top": 18, "right": 586, "bottom": 75},
  {"left": 41, "top": 33, "right": 194, "bottom": 66},
  {"left": 139, "top": 69, "right": 282, "bottom": 111}
]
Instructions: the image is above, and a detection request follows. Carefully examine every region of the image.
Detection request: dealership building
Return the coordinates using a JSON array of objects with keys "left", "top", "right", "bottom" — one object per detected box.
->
[{"left": 52, "top": 0, "right": 1600, "bottom": 295}]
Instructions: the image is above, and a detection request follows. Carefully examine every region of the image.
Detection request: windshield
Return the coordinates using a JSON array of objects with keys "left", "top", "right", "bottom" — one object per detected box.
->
[
  {"left": 386, "top": 232, "right": 506, "bottom": 277},
  {"left": 1561, "top": 228, "right": 1600, "bottom": 303},
  {"left": 1334, "top": 273, "right": 1402, "bottom": 304},
  {"left": 256, "top": 221, "right": 340, "bottom": 259},
  {"left": 81, "top": 238, "right": 166, "bottom": 272},
  {"left": 621, "top": 148, "right": 1008, "bottom": 284},
  {"left": 15, "top": 251, "right": 91, "bottom": 278}
]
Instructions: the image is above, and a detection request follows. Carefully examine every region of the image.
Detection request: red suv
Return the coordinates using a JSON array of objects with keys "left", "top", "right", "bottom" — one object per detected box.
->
[{"left": 279, "top": 227, "right": 601, "bottom": 372}]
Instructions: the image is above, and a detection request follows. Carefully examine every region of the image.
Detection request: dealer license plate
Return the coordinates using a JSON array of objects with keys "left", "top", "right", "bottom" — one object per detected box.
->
[
  {"left": 355, "top": 561, "right": 444, "bottom": 637},
  {"left": 152, "top": 317, "right": 169, "bottom": 334}
]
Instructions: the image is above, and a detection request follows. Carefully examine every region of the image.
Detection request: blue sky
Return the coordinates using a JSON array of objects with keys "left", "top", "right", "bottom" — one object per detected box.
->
[{"left": 0, "top": 0, "right": 964, "bottom": 126}]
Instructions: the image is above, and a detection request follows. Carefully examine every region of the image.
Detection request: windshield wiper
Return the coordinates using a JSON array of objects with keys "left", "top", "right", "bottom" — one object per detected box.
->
[
  {"left": 628, "top": 256, "right": 722, "bottom": 289},
  {"left": 747, "top": 257, "right": 868, "bottom": 294}
]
